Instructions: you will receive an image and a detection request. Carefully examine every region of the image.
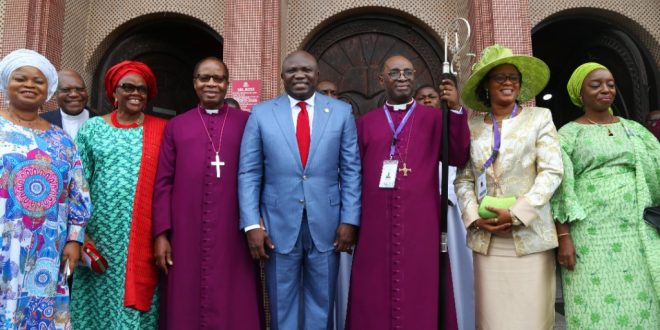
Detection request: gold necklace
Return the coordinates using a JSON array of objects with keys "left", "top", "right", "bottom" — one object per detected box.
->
[
  {"left": 586, "top": 116, "right": 615, "bottom": 136},
  {"left": 4, "top": 109, "right": 41, "bottom": 128}
]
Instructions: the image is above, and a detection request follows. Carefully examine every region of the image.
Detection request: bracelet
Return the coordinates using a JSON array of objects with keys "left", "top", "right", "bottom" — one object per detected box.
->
[
  {"left": 509, "top": 209, "right": 522, "bottom": 226},
  {"left": 471, "top": 221, "right": 480, "bottom": 230},
  {"left": 558, "top": 233, "right": 570, "bottom": 237}
]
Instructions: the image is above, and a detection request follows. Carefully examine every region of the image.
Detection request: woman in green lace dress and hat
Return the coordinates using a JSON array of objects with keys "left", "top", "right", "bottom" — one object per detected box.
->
[
  {"left": 454, "top": 44, "right": 563, "bottom": 329},
  {"left": 551, "top": 63, "right": 660, "bottom": 329}
]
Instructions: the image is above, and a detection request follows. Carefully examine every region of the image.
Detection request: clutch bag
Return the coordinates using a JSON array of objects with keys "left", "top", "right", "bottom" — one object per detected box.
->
[
  {"left": 478, "top": 196, "right": 516, "bottom": 219},
  {"left": 643, "top": 206, "right": 660, "bottom": 231},
  {"left": 81, "top": 242, "right": 109, "bottom": 274}
]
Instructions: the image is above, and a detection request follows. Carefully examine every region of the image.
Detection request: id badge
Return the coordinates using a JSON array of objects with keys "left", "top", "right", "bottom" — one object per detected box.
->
[
  {"left": 379, "top": 159, "right": 398, "bottom": 188},
  {"left": 477, "top": 172, "right": 487, "bottom": 200}
]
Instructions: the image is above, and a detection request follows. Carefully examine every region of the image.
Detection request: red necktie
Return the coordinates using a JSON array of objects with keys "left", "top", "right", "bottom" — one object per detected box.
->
[{"left": 296, "top": 101, "right": 311, "bottom": 168}]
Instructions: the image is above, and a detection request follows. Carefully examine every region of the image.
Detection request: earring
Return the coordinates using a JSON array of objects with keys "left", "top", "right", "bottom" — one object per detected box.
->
[
  {"left": 113, "top": 99, "right": 118, "bottom": 109},
  {"left": 485, "top": 90, "right": 489, "bottom": 100}
]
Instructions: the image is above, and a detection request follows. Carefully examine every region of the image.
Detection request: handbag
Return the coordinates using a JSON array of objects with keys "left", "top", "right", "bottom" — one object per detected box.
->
[
  {"left": 80, "top": 242, "right": 109, "bottom": 274},
  {"left": 643, "top": 206, "right": 660, "bottom": 231},
  {"left": 478, "top": 195, "right": 516, "bottom": 219}
]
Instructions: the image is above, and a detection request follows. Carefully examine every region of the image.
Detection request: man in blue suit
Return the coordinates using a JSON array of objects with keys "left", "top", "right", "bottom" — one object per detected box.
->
[{"left": 239, "top": 50, "right": 361, "bottom": 329}]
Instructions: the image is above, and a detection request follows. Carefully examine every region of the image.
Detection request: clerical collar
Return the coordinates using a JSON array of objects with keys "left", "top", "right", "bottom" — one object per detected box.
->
[
  {"left": 60, "top": 108, "right": 88, "bottom": 119},
  {"left": 197, "top": 103, "right": 227, "bottom": 115},
  {"left": 385, "top": 99, "right": 415, "bottom": 111}
]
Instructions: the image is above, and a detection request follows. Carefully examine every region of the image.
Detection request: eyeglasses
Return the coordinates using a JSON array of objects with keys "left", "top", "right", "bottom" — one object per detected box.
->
[
  {"left": 117, "top": 83, "right": 148, "bottom": 94},
  {"left": 58, "top": 87, "right": 87, "bottom": 94},
  {"left": 194, "top": 74, "right": 227, "bottom": 83},
  {"left": 385, "top": 69, "right": 415, "bottom": 80},
  {"left": 489, "top": 73, "right": 520, "bottom": 84}
]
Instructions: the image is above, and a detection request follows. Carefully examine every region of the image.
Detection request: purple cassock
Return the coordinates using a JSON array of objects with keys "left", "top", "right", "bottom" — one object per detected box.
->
[
  {"left": 152, "top": 105, "right": 261, "bottom": 329},
  {"left": 346, "top": 103, "right": 470, "bottom": 330}
]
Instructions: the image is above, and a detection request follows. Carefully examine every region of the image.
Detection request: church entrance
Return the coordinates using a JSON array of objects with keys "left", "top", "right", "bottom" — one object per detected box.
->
[
  {"left": 532, "top": 14, "right": 659, "bottom": 128},
  {"left": 305, "top": 14, "right": 445, "bottom": 117},
  {"left": 92, "top": 16, "right": 223, "bottom": 117}
]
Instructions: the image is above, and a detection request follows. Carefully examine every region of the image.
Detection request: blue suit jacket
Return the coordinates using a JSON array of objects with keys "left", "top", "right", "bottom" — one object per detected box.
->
[{"left": 239, "top": 93, "right": 361, "bottom": 253}]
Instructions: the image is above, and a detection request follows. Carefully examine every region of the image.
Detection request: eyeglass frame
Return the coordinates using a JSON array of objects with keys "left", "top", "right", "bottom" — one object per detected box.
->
[
  {"left": 117, "top": 83, "right": 148, "bottom": 95},
  {"left": 383, "top": 69, "right": 415, "bottom": 80},
  {"left": 488, "top": 73, "right": 521, "bottom": 84},
  {"left": 194, "top": 74, "right": 228, "bottom": 83},
  {"left": 57, "top": 87, "right": 87, "bottom": 94}
]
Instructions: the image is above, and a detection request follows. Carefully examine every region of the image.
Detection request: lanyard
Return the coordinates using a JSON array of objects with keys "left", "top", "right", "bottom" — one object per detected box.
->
[
  {"left": 482, "top": 104, "right": 519, "bottom": 171},
  {"left": 383, "top": 101, "right": 417, "bottom": 158}
]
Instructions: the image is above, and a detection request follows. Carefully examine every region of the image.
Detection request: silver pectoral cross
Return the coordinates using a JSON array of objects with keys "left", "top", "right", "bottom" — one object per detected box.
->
[{"left": 211, "top": 152, "right": 225, "bottom": 178}]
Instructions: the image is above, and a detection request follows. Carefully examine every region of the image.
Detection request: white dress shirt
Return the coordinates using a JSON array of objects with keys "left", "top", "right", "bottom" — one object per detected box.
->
[
  {"left": 288, "top": 93, "right": 315, "bottom": 135},
  {"left": 60, "top": 108, "right": 90, "bottom": 140}
]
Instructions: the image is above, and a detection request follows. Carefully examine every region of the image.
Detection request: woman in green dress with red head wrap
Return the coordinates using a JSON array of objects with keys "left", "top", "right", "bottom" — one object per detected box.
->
[{"left": 71, "top": 60, "right": 167, "bottom": 329}]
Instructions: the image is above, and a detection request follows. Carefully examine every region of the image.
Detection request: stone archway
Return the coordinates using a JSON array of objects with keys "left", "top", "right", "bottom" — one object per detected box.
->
[
  {"left": 305, "top": 14, "right": 445, "bottom": 117},
  {"left": 92, "top": 16, "right": 223, "bottom": 117},
  {"left": 532, "top": 13, "right": 659, "bottom": 127}
]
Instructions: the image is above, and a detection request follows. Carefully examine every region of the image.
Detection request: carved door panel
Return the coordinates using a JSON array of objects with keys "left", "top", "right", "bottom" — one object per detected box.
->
[
  {"left": 93, "top": 19, "right": 223, "bottom": 117},
  {"left": 306, "top": 16, "right": 445, "bottom": 117}
]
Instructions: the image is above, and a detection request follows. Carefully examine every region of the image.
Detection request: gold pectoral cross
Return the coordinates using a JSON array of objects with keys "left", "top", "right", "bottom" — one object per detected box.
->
[{"left": 398, "top": 163, "right": 412, "bottom": 176}]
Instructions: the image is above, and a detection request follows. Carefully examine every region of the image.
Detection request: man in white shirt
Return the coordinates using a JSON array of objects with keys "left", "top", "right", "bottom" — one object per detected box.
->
[{"left": 41, "top": 69, "right": 96, "bottom": 139}]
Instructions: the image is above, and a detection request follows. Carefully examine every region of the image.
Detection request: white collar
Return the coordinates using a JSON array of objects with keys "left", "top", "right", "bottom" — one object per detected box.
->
[
  {"left": 385, "top": 99, "right": 414, "bottom": 111},
  {"left": 288, "top": 93, "right": 316, "bottom": 109},
  {"left": 60, "top": 108, "right": 88, "bottom": 119},
  {"left": 204, "top": 108, "right": 219, "bottom": 115}
]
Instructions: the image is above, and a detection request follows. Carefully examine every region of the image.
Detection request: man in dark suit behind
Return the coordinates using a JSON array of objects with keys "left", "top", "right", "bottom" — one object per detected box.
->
[{"left": 41, "top": 69, "right": 97, "bottom": 139}]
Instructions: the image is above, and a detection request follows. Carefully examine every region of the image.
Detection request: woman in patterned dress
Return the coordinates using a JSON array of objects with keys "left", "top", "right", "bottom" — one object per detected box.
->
[
  {"left": 552, "top": 63, "right": 660, "bottom": 329},
  {"left": 0, "top": 49, "right": 91, "bottom": 329},
  {"left": 70, "top": 61, "right": 166, "bottom": 329},
  {"left": 454, "top": 45, "right": 563, "bottom": 329}
]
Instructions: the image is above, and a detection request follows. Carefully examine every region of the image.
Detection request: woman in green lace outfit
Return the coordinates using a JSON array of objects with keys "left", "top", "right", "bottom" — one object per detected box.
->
[
  {"left": 552, "top": 63, "right": 660, "bottom": 329},
  {"left": 71, "top": 61, "right": 166, "bottom": 329}
]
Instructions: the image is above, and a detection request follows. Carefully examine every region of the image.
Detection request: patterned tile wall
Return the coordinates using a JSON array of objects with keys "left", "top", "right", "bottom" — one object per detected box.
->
[
  {"left": 0, "top": 0, "right": 6, "bottom": 53},
  {"left": 224, "top": 0, "right": 280, "bottom": 100},
  {"left": 529, "top": 0, "right": 660, "bottom": 67},
  {"left": 0, "top": 0, "right": 65, "bottom": 110},
  {"left": 0, "top": 1, "right": 656, "bottom": 104},
  {"left": 60, "top": 0, "right": 225, "bottom": 92}
]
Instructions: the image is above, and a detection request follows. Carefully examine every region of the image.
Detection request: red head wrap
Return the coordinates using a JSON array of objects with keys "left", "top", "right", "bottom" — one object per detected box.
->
[{"left": 104, "top": 60, "right": 158, "bottom": 103}]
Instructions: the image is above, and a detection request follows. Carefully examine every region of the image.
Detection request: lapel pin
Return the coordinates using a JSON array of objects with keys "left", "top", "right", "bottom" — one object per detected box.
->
[{"left": 324, "top": 108, "right": 330, "bottom": 113}]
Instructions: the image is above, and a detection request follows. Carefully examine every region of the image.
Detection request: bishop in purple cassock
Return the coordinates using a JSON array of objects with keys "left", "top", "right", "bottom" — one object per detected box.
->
[
  {"left": 152, "top": 58, "right": 260, "bottom": 329},
  {"left": 346, "top": 55, "right": 470, "bottom": 329}
]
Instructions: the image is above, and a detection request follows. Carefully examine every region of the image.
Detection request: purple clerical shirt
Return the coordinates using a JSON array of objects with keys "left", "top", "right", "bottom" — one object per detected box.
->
[
  {"left": 152, "top": 105, "right": 260, "bottom": 329},
  {"left": 346, "top": 103, "right": 470, "bottom": 330}
]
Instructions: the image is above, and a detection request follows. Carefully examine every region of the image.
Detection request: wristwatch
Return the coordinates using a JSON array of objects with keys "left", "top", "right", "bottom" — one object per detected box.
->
[{"left": 509, "top": 209, "right": 522, "bottom": 226}]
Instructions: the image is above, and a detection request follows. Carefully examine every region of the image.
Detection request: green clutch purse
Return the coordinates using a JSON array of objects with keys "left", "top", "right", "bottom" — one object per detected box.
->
[{"left": 478, "top": 196, "right": 516, "bottom": 219}]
